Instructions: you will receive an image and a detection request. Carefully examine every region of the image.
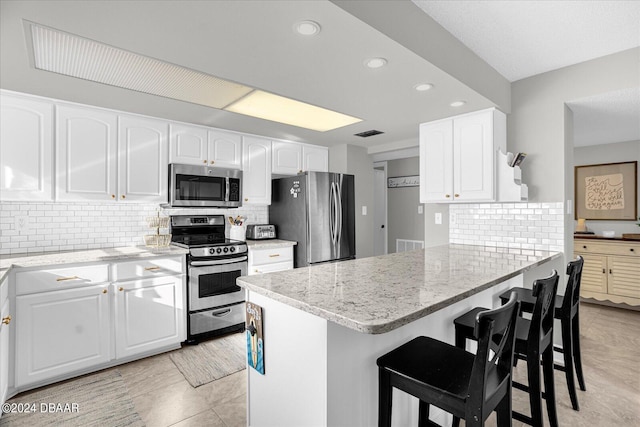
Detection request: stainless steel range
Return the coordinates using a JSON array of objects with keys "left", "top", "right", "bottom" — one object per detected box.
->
[{"left": 170, "top": 215, "right": 247, "bottom": 343}]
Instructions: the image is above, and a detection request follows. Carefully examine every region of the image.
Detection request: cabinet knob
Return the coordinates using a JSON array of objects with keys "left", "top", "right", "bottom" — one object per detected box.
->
[
  {"left": 609, "top": 269, "right": 613, "bottom": 275},
  {"left": 631, "top": 248, "right": 635, "bottom": 252},
  {"left": 245, "top": 198, "right": 249, "bottom": 202},
  {"left": 121, "top": 195, "right": 126, "bottom": 199},
  {"left": 602, "top": 268, "right": 606, "bottom": 274},
  {"left": 203, "top": 160, "right": 207, "bottom": 164},
  {"left": 119, "top": 287, "right": 124, "bottom": 291},
  {"left": 111, "top": 194, "right": 116, "bottom": 199},
  {"left": 210, "top": 160, "right": 215, "bottom": 165},
  {"left": 102, "top": 289, "right": 108, "bottom": 294},
  {"left": 298, "top": 170, "right": 302, "bottom": 173},
  {"left": 583, "top": 245, "right": 587, "bottom": 249},
  {"left": 454, "top": 194, "right": 460, "bottom": 198},
  {"left": 445, "top": 194, "right": 450, "bottom": 198},
  {"left": 2, "top": 315, "right": 11, "bottom": 325}
]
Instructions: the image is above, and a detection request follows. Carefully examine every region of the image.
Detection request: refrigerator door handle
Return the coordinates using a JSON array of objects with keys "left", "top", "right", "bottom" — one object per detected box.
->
[
  {"left": 332, "top": 181, "right": 339, "bottom": 246},
  {"left": 329, "top": 182, "right": 336, "bottom": 245},
  {"left": 336, "top": 179, "right": 343, "bottom": 256}
]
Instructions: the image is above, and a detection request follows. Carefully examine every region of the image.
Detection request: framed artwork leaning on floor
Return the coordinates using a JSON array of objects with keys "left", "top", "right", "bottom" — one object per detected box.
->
[{"left": 575, "top": 161, "right": 637, "bottom": 220}]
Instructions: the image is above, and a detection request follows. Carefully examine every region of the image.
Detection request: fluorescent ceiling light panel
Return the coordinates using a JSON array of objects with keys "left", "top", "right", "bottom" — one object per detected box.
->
[
  {"left": 224, "top": 90, "right": 362, "bottom": 132},
  {"left": 29, "top": 23, "right": 253, "bottom": 109}
]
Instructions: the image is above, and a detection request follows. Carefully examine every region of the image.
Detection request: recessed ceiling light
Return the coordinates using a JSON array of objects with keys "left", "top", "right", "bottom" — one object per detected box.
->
[
  {"left": 414, "top": 83, "right": 434, "bottom": 92},
  {"left": 294, "top": 20, "right": 321, "bottom": 36},
  {"left": 365, "top": 57, "right": 388, "bottom": 69},
  {"left": 450, "top": 100, "right": 467, "bottom": 107}
]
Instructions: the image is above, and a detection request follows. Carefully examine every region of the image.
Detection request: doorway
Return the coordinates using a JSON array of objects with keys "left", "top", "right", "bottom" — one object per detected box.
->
[{"left": 373, "top": 163, "right": 387, "bottom": 256}]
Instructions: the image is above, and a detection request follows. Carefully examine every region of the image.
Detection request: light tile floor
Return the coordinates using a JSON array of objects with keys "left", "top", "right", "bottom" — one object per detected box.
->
[{"left": 7, "top": 302, "right": 639, "bottom": 426}]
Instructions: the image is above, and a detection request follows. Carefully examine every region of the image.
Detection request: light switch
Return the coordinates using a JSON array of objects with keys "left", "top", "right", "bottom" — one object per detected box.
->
[
  {"left": 362, "top": 206, "right": 367, "bottom": 215},
  {"left": 435, "top": 212, "right": 442, "bottom": 224}
]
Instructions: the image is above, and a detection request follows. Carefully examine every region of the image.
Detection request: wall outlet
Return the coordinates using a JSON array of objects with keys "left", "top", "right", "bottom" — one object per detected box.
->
[
  {"left": 435, "top": 212, "right": 442, "bottom": 225},
  {"left": 418, "top": 205, "right": 424, "bottom": 215},
  {"left": 362, "top": 206, "right": 367, "bottom": 216},
  {"left": 15, "top": 215, "right": 29, "bottom": 232}
]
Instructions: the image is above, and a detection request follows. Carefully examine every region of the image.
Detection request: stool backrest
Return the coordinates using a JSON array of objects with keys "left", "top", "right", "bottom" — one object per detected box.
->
[
  {"left": 530, "top": 270, "right": 560, "bottom": 345},
  {"left": 468, "top": 292, "right": 520, "bottom": 419},
  {"left": 561, "top": 256, "right": 584, "bottom": 314}
]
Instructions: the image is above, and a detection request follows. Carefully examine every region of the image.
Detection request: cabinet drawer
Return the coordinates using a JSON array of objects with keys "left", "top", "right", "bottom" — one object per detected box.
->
[
  {"left": 249, "top": 247, "right": 293, "bottom": 266},
  {"left": 112, "top": 257, "right": 183, "bottom": 281},
  {"left": 574, "top": 240, "right": 640, "bottom": 257},
  {"left": 16, "top": 264, "right": 109, "bottom": 295},
  {"left": 250, "top": 261, "right": 294, "bottom": 275}
]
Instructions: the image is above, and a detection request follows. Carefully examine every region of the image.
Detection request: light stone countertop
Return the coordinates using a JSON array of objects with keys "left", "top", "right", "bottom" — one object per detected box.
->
[
  {"left": 237, "top": 244, "right": 562, "bottom": 334},
  {"left": 0, "top": 245, "right": 189, "bottom": 281},
  {"left": 245, "top": 239, "right": 297, "bottom": 250}
]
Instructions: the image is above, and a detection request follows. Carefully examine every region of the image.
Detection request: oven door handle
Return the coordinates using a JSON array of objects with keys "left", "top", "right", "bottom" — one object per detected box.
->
[{"left": 190, "top": 256, "right": 248, "bottom": 266}]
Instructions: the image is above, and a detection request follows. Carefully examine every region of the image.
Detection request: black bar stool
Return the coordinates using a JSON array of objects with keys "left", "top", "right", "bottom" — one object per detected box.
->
[
  {"left": 498, "top": 256, "right": 585, "bottom": 410},
  {"left": 454, "top": 271, "right": 559, "bottom": 427},
  {"left": 377, "top": 293, "right": 520, "bottom": 427}
]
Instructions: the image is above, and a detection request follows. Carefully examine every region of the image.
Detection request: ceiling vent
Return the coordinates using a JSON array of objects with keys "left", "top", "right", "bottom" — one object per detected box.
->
[{"left": 354, "top": 130, "right": 384, "bottom": 138}]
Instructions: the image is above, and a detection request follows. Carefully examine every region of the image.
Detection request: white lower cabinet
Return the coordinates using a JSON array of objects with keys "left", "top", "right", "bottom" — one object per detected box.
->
[
  {"left": 114, "top": 275, "right": 184, "bottom": 359},
  {"left": 15, "top": 285, "right": 111, "bottom": 387},
  {"left": 248, "top": 245, "right": 294, "bottom": 275}
]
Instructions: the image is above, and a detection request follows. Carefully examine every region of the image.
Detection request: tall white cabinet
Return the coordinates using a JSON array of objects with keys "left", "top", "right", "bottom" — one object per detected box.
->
[
  {"left": 0, "top": 94, "right": 54, "bottom": 201},
  {"left": 243, "top": 136, "right": 272, "bottom": 205},
  {"left": 0, "top": 277, "right": 10, "bottom": 407},
  {"left": 420, "top": 108, "right": 508, "bottom": 203}
]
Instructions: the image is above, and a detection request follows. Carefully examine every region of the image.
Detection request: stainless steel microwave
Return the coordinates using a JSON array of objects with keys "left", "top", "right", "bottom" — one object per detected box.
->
[{"left": 168, "top": 164, "right": 242, "bottom": 208}]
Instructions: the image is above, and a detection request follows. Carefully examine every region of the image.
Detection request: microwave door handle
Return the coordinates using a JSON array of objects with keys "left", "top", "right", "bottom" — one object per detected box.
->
[{"left": 225, "top": 177, "right": 230, "bottom": 202}]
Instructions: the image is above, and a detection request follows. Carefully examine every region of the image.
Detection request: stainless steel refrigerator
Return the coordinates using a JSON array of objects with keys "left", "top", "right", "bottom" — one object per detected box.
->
[{"left": 269, "top": 172, "right": 355, "bottom": 267}]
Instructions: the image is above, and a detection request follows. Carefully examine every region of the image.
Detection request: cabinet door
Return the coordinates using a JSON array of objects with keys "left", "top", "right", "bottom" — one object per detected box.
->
[
  {"left": 579, "top": 253, "right": 608, "bottom": 295},
  {"left": 272, "top": 141, "right": 302, "bottom": 175},
  {"left": 0, "top": 279, "right": 9, "bottom": 406},
  {"left": 56, "top": 105, "right": 118, "bottom": 201},
  {"left": 302, "top": 145, "right": 329, "bottom": 172},
  {"left": 419, "top": 120, "right": 453, "bottom": 202},
  {"left": 208, "top": 130, "right": 242, "bottom": 169},
  {"left": 607, "top": 256, "right": 640, "bottom": 299},
  {"left": 114, "top": 276, "right": 185, "bottom": 359},
  {"left": 15, "top": 285, "right": 111, "bottom": 387},
  {"left": 453, "top": 110, "right": 494, "bottom": 201},
  {"left": 169, "top": 123, "right": 207, "bottom": 165},
  {"left": 118, "top": 115, "right": 168, "bottom": 203},
  {"left": 0, "top": 94, "right": 53, "bottom": 200},
  {"left": 242, "top": 136, "right": 272, "bottom": 205}
]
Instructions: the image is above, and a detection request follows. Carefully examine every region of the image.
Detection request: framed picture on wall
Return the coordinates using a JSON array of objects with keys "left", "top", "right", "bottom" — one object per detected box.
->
[{"left": 574, "top": 161, "right": 637, "bottom": 220}]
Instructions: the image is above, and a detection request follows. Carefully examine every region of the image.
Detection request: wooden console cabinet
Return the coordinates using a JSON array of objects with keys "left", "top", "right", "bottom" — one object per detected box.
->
[{"left": 574, "top": 237, "right": 640, "bottom": 306}]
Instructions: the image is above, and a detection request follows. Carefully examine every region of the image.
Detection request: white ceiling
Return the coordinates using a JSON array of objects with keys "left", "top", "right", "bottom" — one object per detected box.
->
[
  {"left": 1, "top": 1, "right": 638, "bottom": 150},
  {"left": 413, "top": 0, "right": 640, "bottom": 147}
]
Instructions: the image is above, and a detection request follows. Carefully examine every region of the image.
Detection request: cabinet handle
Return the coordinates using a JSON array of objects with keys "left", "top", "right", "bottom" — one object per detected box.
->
[
  {"left": 445, "top": 194, "right": 451, "bottom": 198},
  {"left": 121, "top": 195, "right": 126, "bottom": 199},
  {"left": 602, "top": 268, "right": 606, "bottom": 274},
  {"left": 268, "top": 254, "right": 280, "bottom": 258},
  {"left": 102, "top": 289, "right": 108, "bottom": 294},
  {"left": 609, "top": 269, "right": 613, "bottom": 275},
  {"left": 2, "top": 315, "right": 11, "bottom": 325},
  {"left": 203, "top": 160, "right": 207, "bottom": 164},
  {"left": 119, "top": 287, "right": 124, "bottom": 291},
  {"left": 454, "top": 194, "right": 460, "bottom": 198},
  {"left": 56, "top": 275, "right": 79, "bottom": 282},
  {"left": 210, "top": 160, "right": 215, "bottom": 165},
  {"left": 144, "top": 266, "right": 161, "bottom": 271}
]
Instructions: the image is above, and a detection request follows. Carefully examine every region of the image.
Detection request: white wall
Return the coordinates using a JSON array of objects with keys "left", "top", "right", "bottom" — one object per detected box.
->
[
  {"left": 573, "top": 140, "right": 640, "bottom": 236},
  {"left": 386, "top": 157, "right": 424, "bottom": 253}
]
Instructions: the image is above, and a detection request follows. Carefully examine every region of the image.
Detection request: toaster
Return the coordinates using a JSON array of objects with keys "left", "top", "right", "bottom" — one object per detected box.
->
[{"left": 246, "top": 224, "right": 276, "bottom": 240}]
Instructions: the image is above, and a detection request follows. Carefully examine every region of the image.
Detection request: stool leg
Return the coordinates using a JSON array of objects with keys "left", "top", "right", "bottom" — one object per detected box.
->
[
  {"left": 452, "top": 329, "right": 465, "bottom": 427},
  {"left": 526, "top": 350, "right": 544, "bottom": 427},
  {"left": 542, "top": 345, "right": 559, "bottom": 427},
  {"left": 572, "top": 312, "right": 586, "bottom": 391},
  {"left": 495, "top": 391, "right": 513, "bottom": 427},
  {"left": 418, "top": 401, "right": 429, "bottom": 427},
  {"left": 560, "top": 317, "right": 580, "bottom": 410},
  {"left": 378, "top": 368, "right": 392, "bottom": 427}
]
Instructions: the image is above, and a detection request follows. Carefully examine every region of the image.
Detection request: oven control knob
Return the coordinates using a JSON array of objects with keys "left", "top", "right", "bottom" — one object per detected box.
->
[
  {"left": 216, "top": 248, "right": 222, "bottom": 254},
  {"left": 209, "top": 248, "right": 215, "bottom": 255},
  {"left": 230, "top": 247, "right": 235, "bottom": 253},
  {"left": 223, "top": 247, "right": 229, "bottom": 253}
]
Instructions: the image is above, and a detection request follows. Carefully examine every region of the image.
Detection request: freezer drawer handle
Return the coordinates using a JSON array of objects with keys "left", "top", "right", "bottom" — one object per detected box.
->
[{"left": 211, "top": 308, "right": 232, "bottom": 317}]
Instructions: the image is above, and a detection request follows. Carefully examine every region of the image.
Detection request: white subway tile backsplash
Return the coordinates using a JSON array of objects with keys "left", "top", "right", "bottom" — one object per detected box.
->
[
  {"left": 0, "top": 201, "right": 269, "bottom": 255},
  {"left": 450, "top": 202, "right": 564, "bottom": 252}
]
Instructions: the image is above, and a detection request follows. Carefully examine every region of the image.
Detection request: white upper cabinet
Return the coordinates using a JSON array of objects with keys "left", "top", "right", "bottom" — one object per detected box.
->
[
  {"left": 56, "top": 105, "right": 118, "bottom": 201},
  {"left": 272, "top": 141, "right": 329, "bottom": 175},
  {"left": 272, "top": 141, "right": 302, "bottom": 175},
  {"left": 302, "top": 145, "right": 329, "bottom": 172},
  {"left": 118, "top": 115, "right": 168, "bottom": 203},
  {"left": 242, "top": 136, "right": 272, "bottom": 205},
  {"left": 0, "top": 93, "right": 53, "bottom": 201},
  {"left": 169, "top": 123, "right": 207, "bottom": 165},
  {"left": 208, "top": 130, "right": 242, "bottom": 169},
  {"left": 420, "top": 108, "right": 507, "bottom": 203}
]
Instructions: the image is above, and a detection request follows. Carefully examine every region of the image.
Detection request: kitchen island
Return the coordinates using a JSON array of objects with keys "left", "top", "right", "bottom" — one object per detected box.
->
[{"left": 237, "top": 244, "right": 561, "bottom": 427}]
